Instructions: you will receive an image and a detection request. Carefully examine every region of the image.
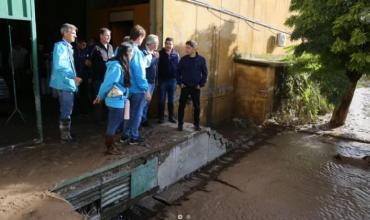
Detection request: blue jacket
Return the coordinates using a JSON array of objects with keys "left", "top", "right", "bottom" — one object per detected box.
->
[
  {"left": 129, "top": 45, "right": 148, "bottom": 93},
  {"left": 142, "top": 48, "right": 158, "bottom": 84},
  {"left": 97, "top": 60, "right": 129, "bottom": 109},
  {"left": 49, "top": 40, "right": 77, "bottom": 92},
  {"left": 177, "top": 53, "right": 208, "bottom": 87},
  {"left": 158, "top": 48, "right": 180, "bottom": 81}
]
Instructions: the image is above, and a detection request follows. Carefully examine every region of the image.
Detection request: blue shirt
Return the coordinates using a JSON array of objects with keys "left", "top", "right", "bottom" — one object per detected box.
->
[
  {"left": 129, "top": 45, "right": 148, "bottom": 93},
  {"left": 49, "top": 40, "right": 77, "bottom": 92},
  {"left": 97, "top": 60, "right": 128, "bottom": 109}
]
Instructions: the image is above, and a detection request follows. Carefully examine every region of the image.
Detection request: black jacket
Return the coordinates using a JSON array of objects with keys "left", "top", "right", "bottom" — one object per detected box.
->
[
  {"left": 158, "top": 49, "right": 180, "bottom": 81},
  {"left": 89, "top": 42, "right": 114, "bottom": 82},
  {"left": 177, "top": 53, "right": 208, "bottom": 87}
]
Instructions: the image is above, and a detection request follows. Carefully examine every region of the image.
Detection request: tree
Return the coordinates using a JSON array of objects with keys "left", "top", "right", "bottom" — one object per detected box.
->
[{"left": 285, "top": 0, "right": 370, "bottom": 128}]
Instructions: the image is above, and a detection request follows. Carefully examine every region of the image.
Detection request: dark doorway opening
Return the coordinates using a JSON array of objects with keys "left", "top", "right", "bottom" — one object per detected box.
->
[{"left": 110, "top": 21, "right": 134, "bottom": 47}]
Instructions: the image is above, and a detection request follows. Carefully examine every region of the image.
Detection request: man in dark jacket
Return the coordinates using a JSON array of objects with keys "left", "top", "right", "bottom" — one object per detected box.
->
[
  {"left": 177, "top": 40, "right": 208, "bottom": 131},
  {"left": 74, "top": 39, "right": 90, "bottom": 115},
  {"left": 141, "top": 34, "right": 159, "bottom": 127},
  {"left": 157, "top": 37, "right": 180, "bottom": 123},
  {"left": 88, "top": 28, "right": 114, "bottom": 124}
]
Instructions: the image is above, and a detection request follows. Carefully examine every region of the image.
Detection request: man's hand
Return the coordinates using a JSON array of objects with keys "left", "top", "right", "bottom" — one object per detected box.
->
[
  {"left": 196, "top": 85, "right": 201, "bottom": 89},
  {"left": 145, "top": 91, "right": 152, "bottom": 102},
  {"left": 74, "top": 77, "right": 82, "bottom": 86},
  {"left": 93, "top": 96, "right": 101, "bottom": 105},
  {"left": 153, "top": 51, "right": 159, "bottom": 58}
]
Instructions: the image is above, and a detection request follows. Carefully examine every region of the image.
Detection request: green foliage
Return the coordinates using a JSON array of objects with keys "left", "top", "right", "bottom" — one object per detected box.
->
[
  {"left": 285, "top": 0, "right": 370, "bottom": 77},
  {"left": 273, "top": 50, "right": 349, "bottom": 125}
]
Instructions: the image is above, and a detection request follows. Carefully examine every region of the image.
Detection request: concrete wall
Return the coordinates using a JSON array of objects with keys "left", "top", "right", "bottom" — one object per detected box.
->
[
  {"left": 157, "top": 129, "right": 229, "bottom": 189},
  {"left": 162, "top": 0, "right": 292, "bottom": 125}
]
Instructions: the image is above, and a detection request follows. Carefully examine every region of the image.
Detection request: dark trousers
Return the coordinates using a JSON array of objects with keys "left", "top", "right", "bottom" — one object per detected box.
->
[
  {"left": 178, "top": 86, "right": 200, "bottom": 127},
  {"left": 75, "top": 79, "right": 90, "bottom": 115}
]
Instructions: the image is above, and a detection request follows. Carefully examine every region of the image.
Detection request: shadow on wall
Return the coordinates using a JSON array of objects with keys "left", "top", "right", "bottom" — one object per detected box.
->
[{"left": 184, "top": 19, "right": 237, "bottom": 126}]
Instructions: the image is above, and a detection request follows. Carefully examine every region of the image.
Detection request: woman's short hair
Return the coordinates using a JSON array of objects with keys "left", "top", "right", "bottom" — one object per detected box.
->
[
  {"left": 145, "top": 34, "right": 159, "bottom": 46},
  {"left": 60, "top": 23, "right": 78, "bottom": 35}
]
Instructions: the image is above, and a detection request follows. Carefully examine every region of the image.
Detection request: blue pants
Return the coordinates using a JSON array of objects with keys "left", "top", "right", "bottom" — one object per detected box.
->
[
  {"left": 142, "top": 83, "right": 155, "bottom": 123},
  {"left": 159, "top": 79, "right": 177, "bottom": 118},
  {"left": 123, "top": 93, "right": 146, "bottom": 140},
  {"left": 58, "top": 90, "right": 74, "bottom": 120},
  {"left": 106, "top": 107, "right": 124, "bottom": 136}
]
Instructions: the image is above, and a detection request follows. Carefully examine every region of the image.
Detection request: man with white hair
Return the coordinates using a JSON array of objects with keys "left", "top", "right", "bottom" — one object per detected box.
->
[
  {"left": 49, "top": 23, "right": 82, "bottom": 143},
  {"left": 141, "top": 34, "right": 159, "bottom": 127}
]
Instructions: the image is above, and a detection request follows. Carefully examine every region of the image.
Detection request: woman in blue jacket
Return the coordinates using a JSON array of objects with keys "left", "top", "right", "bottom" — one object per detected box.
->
[{"left": 93, "top": 42, "right": 133, "bottom": 155}]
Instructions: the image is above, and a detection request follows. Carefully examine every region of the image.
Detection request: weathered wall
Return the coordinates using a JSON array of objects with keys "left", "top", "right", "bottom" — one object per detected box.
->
[
  {"left": 234, "top": 62, "right": 276, "bottom": 123},
  {"left": 162, "top": 0, "right": 292, "bottom": 125}
]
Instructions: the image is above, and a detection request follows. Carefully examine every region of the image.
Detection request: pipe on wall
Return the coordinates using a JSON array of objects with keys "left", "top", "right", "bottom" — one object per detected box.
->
[{"left": 180, "top": 0, "right": 291, "bottom": 35}]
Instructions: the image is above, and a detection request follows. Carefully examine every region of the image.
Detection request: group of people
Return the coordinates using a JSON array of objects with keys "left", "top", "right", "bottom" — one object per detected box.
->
[{"left": 49, "top": 23, "right": 208, "bottom": 155}]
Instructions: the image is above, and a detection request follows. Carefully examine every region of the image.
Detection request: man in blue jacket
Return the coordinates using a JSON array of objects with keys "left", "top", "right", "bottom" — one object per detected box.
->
[
  {"left": 121, "top": 25, "right": 151, "bottom": 144},
  {"left": 49, "top": 23, "right": 82, "bottom": 143},
  {"left": 177, "top": 40, "right": 208, "bottom": 131},
  {"left": 157, "top": 37, "right": 180, "bottom": 124}
]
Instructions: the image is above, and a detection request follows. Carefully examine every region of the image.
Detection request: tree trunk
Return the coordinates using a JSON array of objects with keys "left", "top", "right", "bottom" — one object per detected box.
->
[{"left": 329, "top": 73, "right": 360, "bottom": 128}]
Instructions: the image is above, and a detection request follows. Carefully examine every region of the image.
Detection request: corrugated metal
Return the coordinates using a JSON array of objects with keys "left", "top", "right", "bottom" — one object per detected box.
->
[
  {"left": 101, "top": 174, "right": 131, "bottom": 208},
  {"left": 0, "top": 0, "right": 32, "bottom": 21}
]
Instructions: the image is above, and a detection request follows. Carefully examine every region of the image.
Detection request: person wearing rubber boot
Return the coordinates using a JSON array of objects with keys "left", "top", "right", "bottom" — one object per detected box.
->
[
  {"left": 93, "top": 42, "right": 133, "bottom": 155},
  {"left": 177, "top": 40, "right": 208, "bottom": 131},
  {"left": 49, "top": 23, "right": 82, "bottom": 143},
  {"left": 157, "top": 37, "right": 180, "bottom": 124}
]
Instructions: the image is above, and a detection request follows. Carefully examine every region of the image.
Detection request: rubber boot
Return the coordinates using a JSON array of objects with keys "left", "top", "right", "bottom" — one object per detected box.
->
[
  {"left": 59, "top": 119, "right": 74, "bottom": 143},
  {"left": 105, "top": 135, "right": 121, "bottom": 155}
]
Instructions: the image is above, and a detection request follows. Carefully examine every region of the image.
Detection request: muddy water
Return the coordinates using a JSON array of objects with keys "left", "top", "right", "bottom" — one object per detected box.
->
[{"left": 155, "top": 132, "right": 370, "bottom": 220}]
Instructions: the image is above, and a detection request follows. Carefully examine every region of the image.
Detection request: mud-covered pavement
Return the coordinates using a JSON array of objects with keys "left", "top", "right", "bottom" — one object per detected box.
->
[{"left": 152, "top": 87, "right": 370, "bottom": 220}]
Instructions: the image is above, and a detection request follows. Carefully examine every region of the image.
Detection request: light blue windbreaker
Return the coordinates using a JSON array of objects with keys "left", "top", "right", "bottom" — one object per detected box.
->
[
  {"left": 97, "top": 60, "right": 129, "bottom": 109},
  {"left": 129, "top": 45, "right": 148, "bottom": 93},
  {"left": 49, "top": 40, "right": 77, "bottom": 92}
]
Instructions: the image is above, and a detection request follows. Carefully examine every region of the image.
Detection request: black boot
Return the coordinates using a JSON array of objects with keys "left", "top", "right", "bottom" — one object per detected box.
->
[
  {"left": 59, "top": 119, "right": 75, "bottom": 143},
  {"left": 168, "top": 103, "right": 177, "bottom": 123}
]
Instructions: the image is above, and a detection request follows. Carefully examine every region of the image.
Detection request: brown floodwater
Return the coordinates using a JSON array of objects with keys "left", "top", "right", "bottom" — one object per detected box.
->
[{"left": 154, "top": 132, "right": 370, "bottom": 220}]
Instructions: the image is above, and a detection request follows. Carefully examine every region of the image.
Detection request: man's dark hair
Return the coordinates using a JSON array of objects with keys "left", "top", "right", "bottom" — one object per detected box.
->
[
  {"left": 130, "top": 25, "right": 146, "bottom": 41},
  {"left": 165, "top": 37, "right": 174, "bottom": 43},
  {"left": 99, "top": 27, "right": 111, "bottom": 35},
  {"left": 185, "top": 40, "right": 198, "bottom": 48}
]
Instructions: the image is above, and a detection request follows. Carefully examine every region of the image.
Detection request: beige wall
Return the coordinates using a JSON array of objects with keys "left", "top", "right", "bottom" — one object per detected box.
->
[{"left": 162, "top": 0, "right": 291, "bottom": 125}]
